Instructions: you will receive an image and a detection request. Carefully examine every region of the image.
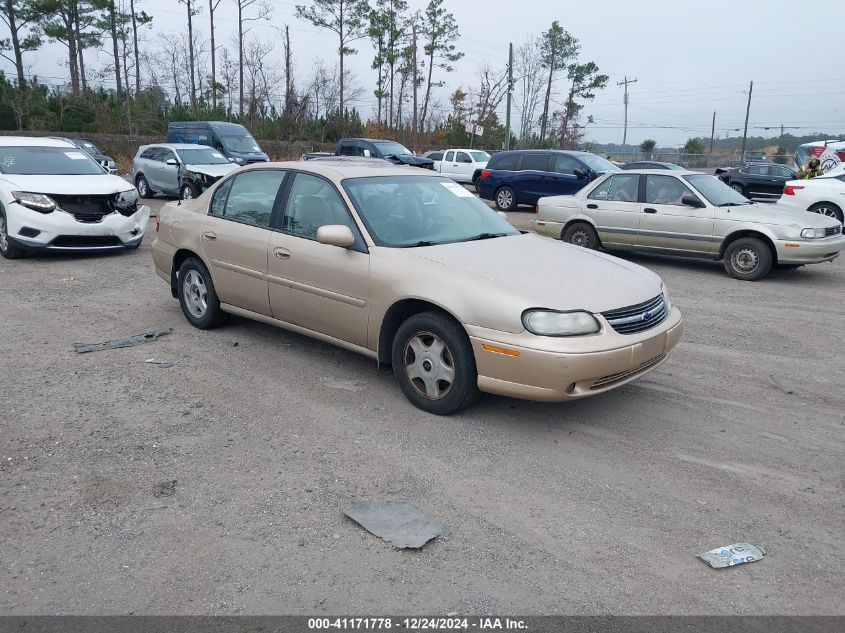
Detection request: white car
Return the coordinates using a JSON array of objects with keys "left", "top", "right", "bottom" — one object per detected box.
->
[
  {"left": 426, "top": 148, "right": 490, "bottom": 185},
  {"left": 0, "top": 137, "right": 149, "bottom": 259},
  {"left": 776, "top": 174, "right": 845, "bottom": 224}
]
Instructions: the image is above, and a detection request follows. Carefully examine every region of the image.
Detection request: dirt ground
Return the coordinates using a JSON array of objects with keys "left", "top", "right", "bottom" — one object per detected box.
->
[{"left": 1, "top": 195, "right": 843, "bottom": 615}]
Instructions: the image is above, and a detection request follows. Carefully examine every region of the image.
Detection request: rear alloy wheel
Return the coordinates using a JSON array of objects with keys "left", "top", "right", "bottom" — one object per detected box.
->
[
  {"left": 136, "top": 176, "right": 152, "bottom": 199},
  {"left": 0, "top": 209, "right": 26, "bottom": 259},
  {"left": 181, "top": 183, "right": 200, "bottom": 200},
  {"left": 808, "top": 202, "right": 844, "bottom": 224},
  {"left": 177, "top": 257, "right": 227, "bottom": 329},
  {"left": 563, "top": 221, "right": 600, "bottom": 250},
  {"left": 392, "top": 312, "right": 478, "bottom": 415},
  {"left": 723, "top": 237, "right": 773, "bottom": 281},
  {"left": 495, "top": 186, "right": 516, "bottom": 211}
]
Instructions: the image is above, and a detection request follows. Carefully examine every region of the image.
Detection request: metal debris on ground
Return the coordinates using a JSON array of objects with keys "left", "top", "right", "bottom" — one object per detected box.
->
[
  {"left": 344, "top": 500, "right": 450, "bottom": 549},
  {"left": 321, "top": 377, "right": 367, "bottom": 392},
  {"left": 698, "top": 543, "right": 765, "bottom": 569},
  {"left": 152, "top": 480, "right": 177, "bottom": 498},
  {"left": 145, "top": 359, "right": 174, "bottom": 368},
  {"left": 769, "top": 374, "right": 793, "bottom": 394},
  {"left": 73, "top": 328, "right": 172, "bottom": 354},
  {"left": 224, "top": 340, "right": 239, "bottom": 348}
]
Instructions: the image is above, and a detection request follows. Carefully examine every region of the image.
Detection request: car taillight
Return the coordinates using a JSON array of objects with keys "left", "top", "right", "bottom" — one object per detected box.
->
[
  {"left": 783, "top": 185, "right": 804, "bottom": 195},
  {"left": 479, "top": 170, "right": 491, "bottom": 179}
]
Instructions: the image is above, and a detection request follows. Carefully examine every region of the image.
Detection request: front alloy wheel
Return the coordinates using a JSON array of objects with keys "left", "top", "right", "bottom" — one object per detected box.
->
[
  {"left": 0, "top": 210, "right": 26, "bottom": 259},
  {"left": 403, "top": 332, "right": 455, "bottom": 400}
]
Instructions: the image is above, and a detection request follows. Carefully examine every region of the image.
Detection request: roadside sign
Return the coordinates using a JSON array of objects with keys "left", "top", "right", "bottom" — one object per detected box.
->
[
  {"left": 465, "top": 122, "right": 474, "bottom": 134},
  {"left": 465, "top": 122, "right": 484, "bottom": 137},
  {"left": 474, "top": 124, "right": 484, "bottom": 137}
]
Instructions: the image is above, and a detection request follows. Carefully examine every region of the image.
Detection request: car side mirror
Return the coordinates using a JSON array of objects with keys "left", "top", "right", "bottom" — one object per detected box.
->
[
  {"left": 362, "top": 149, "right": 371, "bottom": 158},
  {"left": 573, "top": 169, "right": 586, "bottom": 179},
  {"left": 316, "top": 225, "right": 355, "bottom": 248},
  {"left": 681, "top": 195, "right": 704, "bottom": 208},
  {"left": 166, "top": 158, "right": 177, "bottom": 166},
  {"left": 228, "top": 157, "right": 235, "bottom": 163}
]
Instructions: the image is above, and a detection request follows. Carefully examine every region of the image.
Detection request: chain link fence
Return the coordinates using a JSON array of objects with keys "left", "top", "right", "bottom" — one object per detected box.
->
[{"left": 604, "top": 151, "right": 797, "bottom": 170}]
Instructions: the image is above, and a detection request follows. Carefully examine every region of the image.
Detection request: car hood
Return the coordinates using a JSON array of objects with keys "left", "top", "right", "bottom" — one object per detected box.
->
[
  {"left": 730, "top": 202, "right": 836, "bottom": 228},
  {"left": 0, "top": 173, "right": 134, "bottom": 194},
  {"left": 185, "top": 163, "right": 239, "bottom": 178},
  {"left": 411, "top": 232, "right": 663, "bottom": 313}
]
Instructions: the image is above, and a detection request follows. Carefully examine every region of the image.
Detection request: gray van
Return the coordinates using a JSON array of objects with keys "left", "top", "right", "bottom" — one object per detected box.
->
[{"left": 166, "top": 121, "right": 269, "bottom": 165}]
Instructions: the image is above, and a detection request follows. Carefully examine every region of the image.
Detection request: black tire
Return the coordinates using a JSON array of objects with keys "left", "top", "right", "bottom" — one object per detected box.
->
[
  {"left": 730, "top": 183, "right": 746, "bottom": 197},
  {"left": 494, "top": 186, "right": 517, "bottom": 211},
  {"left": 807, "top": 202, "right": 844, "bottom": 224},
  {"left": 723, "top": 236, "right": 773, "bottom": 281},
  {"left": 391, "top": 311, "right": 479, "bottom": 415},
  {"left": 136, "top": 175, "right": 153, "bottom": 199},
  {"left": 0, "top": 207, "right": 26, "bottom": 259},
  {"left": 180, "top": 182, "right": 200, "bottom": 201},
  {"left": 562, "top": 221, "right": 600, "bottom": 250},
  {"left": 177, "top": 257, "right": 228, "bottom": 329}
]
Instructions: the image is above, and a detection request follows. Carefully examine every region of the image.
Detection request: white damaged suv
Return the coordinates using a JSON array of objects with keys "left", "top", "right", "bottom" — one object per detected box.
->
[{"left": 0, "top": 136, "right": 149, "bottom": 259}]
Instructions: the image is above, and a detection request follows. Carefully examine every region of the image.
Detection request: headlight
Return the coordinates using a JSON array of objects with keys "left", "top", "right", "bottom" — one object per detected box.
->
[
  {"left": 661, "top": 282, "right": 672, "bottom": 310},
  {"left": 522, "top": 309, "right": 601, "bottom": 336},
  {"left": 12, "top": 191, "right": 56, "bottom": 213},
  {"left": 800, "top": 228, "right": 827, "bottom": 239},
  {"left": 233, "top": 157, "right": 245, "bottom": 165},
  {"left": 115, "top": 188, "right": 139, "bottom": 209}
]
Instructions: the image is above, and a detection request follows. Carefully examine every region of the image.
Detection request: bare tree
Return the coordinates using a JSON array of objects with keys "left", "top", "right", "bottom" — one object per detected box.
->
[
  {"left": 515, "top": 35, "right": 543, "bottom": 143},
  {"left": 177, "top": 0, "right": 200, "bottom": 112},
  {"left": 208, "top": 0, "right": 221, "bottom": 108},
  {"left": 538, "top": 21, "right": 578, "bottom": 143},
  {"left": 474, "top": 62, "right": 508, "bottom": 123},
  {"left": 234, "top": 0, "right": 270, "bottom": 117},
  {"left": 418, "top": 0, "right": 461, "bottom": 131}
]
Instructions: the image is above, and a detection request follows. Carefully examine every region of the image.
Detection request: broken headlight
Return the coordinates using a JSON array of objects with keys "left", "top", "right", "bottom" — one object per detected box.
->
[
  {"left": 12, "top": 191, "right": 56, "bottom": 213},
  {"left": 115, "top": 188, "right": 139, "bottom": 209}
]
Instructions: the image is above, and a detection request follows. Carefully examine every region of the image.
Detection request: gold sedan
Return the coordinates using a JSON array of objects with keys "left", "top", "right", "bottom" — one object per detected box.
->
[{"left": 151, "top": 160, "right": 683, "bottom": 414}]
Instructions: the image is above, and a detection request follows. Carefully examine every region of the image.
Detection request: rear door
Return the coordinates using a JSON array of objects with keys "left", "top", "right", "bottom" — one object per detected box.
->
[
  {"left": 267, "top": 171, "right": 370, "bottom": 347},
  {"left": 452, "top": 151, "right": 474, "bottom": 183},
  {"left": 584, "top": 174, "right": 642, "bottom": 246},
  {"left": 638, "top": 174, "right": 716, "bottom": 254},
  {"left": 741, "top": 165, "right": 771, "bottom": 197},
  {"left": 200, "top": 170, "right": 288, "bottom": 316},
  {"left": 769, "top": 165, "right": 797, "bottom": 196},
  {"left": 442, "top": 151, "right": 455, "bottom": 179},
  {"left": 517, "top": 153, "right": 552, "bottom": 202}
]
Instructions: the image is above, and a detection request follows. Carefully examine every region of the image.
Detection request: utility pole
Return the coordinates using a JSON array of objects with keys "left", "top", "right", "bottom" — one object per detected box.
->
[
  {"left": 411, "top": 20, "right": 418, "bottom": 152},
  {"left": 617, "top": 76, "right": 637, "bottom": 147},
  {"left": 505, "top": 42, "right": 513, "bottom": 150},
  {"left": 710, "top": 111, "right": 716, "bottom": 154},
  {"left": 740, "top": 80, "right": 753, "bottom": 161}
]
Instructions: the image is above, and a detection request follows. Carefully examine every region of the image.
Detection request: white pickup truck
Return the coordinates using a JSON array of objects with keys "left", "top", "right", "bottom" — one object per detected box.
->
[{"left": 424, "top": 149, "right": 491, "bottom": 186}]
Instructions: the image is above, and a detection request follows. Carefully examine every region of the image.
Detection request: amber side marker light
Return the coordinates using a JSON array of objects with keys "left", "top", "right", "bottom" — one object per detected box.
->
[
  {"left": 482, "top": 344, "right": 520, "bottom": 357},
  {"left": 784, "top": 243, "right": 800, "bottom": 248}
]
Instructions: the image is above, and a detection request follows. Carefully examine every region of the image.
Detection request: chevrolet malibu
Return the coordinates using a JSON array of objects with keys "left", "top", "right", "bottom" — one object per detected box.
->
[
  {"left": 152, "top": 160, "right": 683, "bottom": 414},
  {"left": 535, "top": 170, "right": 845, "bottom": 280}
]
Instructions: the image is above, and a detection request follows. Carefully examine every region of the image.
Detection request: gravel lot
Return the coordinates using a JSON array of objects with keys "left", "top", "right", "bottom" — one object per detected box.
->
[{"left": 1, "top": 195, "right": 843, "bottom": 615}]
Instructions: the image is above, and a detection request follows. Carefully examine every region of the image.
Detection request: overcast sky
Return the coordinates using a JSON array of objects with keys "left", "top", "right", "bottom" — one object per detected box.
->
[{"left": 7, "top": 0, "right": 844, "bottom": 146}]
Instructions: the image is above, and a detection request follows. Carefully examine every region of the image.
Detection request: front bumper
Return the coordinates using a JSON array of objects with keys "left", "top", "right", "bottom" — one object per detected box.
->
[
  {"left": 467, "top": 307, "right": 683, "bottom": 402},
  {"left": 775, "top": 235, "right": 845, "bottom": 264},
  {"left": 7, "top": 204, "right": 150, "bottom": 252}
]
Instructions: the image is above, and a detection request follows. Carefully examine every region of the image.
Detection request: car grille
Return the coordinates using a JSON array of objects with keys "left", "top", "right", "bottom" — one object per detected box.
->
[
  {"left": 591, "top": 354, "right": 667, "bottom": 390},
  {"left": 825, "top": 225, "right": 840, "bottom": 237},
  {"left": 601, "top": 294, "right": 667, "bottom": 335},
  {"left": 51, "top": 235, "right": 123, "bottom": 248},
  {"left": 49, "top": 194, "right": 136, "bottom": 223}
]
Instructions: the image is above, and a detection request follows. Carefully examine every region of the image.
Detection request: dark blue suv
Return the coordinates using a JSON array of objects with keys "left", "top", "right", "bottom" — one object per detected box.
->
[{"left": 477, "top": 150, "right": 620, "bottom": 211}]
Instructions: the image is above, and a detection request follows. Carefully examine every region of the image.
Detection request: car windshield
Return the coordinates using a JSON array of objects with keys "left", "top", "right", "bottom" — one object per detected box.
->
[
  {"left": 470, "top": 151, "right": 490, "bottom": 162},
  {"left": 78, "top": 141, "right": 102, "bottom": 155},
  {"left": 221, "top": 134, "right": 262, "bottom": 153},
  {"left": 177, "top": 147, "right": 231, "bottom": 165},
  {"left": 0, "top": 145, "right": 105, "bottom": 175},
  {"left": 579, "top": 154, "right": 622, "bottom": 173},
  {"left": 343, "top": 175, "right": 519, "bottom": 247},
  {"left": 684, "top": 174, "right": 751, "bottom": 206},
  {"left": 373, "top": 141, "right": 412, "bottom": 157}
]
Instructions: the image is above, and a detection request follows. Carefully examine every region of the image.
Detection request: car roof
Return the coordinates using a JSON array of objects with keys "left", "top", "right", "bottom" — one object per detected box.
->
[
  {"left": 241, "top": 160, "right": 445, "bottom": 181},
  {"left": 608, "top": 168, "right": 702, "bottom": 176},
  {"left": 0, "top": 136, "right": 76, "bottom": 148},
  {"left": 141, "top": 143, "right": 216, "bottom": 150},
  {"left": 493, "top": 149, "right": 590, "bottom": 155}
]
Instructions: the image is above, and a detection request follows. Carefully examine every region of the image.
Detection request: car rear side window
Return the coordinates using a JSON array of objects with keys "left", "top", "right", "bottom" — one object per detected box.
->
[
  {"left": 747, "top": 165, "right": 768, "bottom": 175},
  {"left": 522, "top": 154, "right": 550, "bottom": 171},
  {"left": 589, "top": 174, "right": 640, "bottom": 202},
  {"left": 444, "top": 151, "right": 454, "bottom": 162},
  {"left": 552, "top": 155, "right": 582, "bottom": 175},
  {"left": 283, "top": 172, "right": 357, "bottom": 239},
  {"left": 338, "top": 143, "right": 356, "bottom": 156},
  {"left": 490, "top": 153, "right": 518, "bottom": 170},
  {"left": 216, "top": 170, "right": 285, "bottom": 227},
  {"left": 456, "top": 151, "right": 471, "bottom": 163},
  {"left": 210, "top": 178, "right": 233, "bottom": 216},
  {"left": 428, "top": 152, "right": 443, "bottom": 161},
  {"left": 140, "top": 147, "right": 159, "bottom": 160}
]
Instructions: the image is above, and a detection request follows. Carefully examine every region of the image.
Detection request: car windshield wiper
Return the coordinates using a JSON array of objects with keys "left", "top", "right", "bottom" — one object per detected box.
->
[
  {"left": 400, "top": 240, "right": 436, "bottom": 248},
  {"left": 718, "top": 202, "right": 752, "bottom": 207},
  {"left": 462, "top": 232, "right": 510, "bottom": 242}
]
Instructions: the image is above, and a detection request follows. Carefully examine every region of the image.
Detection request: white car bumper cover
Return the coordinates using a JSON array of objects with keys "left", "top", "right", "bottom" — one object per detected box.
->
[{"left": 7, "top": 204, "right": 150, "bottom": 250}]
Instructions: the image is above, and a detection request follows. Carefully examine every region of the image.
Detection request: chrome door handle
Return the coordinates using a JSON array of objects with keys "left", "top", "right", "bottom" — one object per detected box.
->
[
  {"left": 202, "top": 231, "right": 217, "bottom": 240},
  {"left": 587, "top": 203, "right": 598, "bottom": 209},
  {"left": 273, "top": 247, "right": 291, "bottom": 259},
  {"left": 644, "top": 208, "right": 657, "bottom": 214}
]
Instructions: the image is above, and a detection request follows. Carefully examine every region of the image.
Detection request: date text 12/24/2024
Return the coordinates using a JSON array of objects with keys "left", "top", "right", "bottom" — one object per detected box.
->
[{"left": 308, "top": 618, "right": 528, "bottom": 630}]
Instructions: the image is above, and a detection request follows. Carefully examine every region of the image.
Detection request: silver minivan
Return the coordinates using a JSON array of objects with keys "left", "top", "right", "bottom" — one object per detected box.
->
[{"left": 131, "top": 143, "right": 239, "bottom": 200}]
